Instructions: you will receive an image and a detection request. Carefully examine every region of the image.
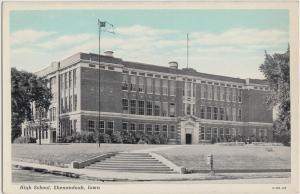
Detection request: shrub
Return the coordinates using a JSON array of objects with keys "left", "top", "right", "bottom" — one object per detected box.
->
[
  {"left": 13, "top": 136, "right": 36, "bottom": 144},
  {"left": 111, "top": 131, "right": 123, "bottom": 143}
]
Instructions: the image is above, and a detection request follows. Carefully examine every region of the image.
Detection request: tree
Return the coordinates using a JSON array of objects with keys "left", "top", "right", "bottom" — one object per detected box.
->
[
  {"left": 11, "top": 68, "right": 51, "bottom": 143},
  {"left": 259, "top": 47, "right": 290, "bottom": 145}
]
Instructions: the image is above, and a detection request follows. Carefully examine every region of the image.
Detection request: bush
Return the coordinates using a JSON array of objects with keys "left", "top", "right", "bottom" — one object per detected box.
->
[{"left": 13, "top": 136, "right": 36, "bottom": 144}]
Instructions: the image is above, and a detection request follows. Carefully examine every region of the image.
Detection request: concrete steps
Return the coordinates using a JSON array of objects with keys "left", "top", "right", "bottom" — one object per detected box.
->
[{"left": 86, "top": 152, "right": 175, "bottom": 173}]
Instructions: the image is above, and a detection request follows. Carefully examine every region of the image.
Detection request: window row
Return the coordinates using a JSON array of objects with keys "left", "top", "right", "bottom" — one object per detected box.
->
[
  {"left": 199, "top": 106, "right": 242, "bottom": 121},
  {"left": 199, "top": 127, "right": 240, "bottom": 140},
  {"left": 49, "top": 107, "right": 57, "bottom": 121},
  {"left": 59, "top": 68, "right": 77, "bottom": 90},
  {"left": 122, "top": 75, "right": 176, "bottom": 96},
  {"left": 59, "top": 119, "right": 77, "bottom": 137},
  {"left": 60, "top": 94, "right": 77, "bottom": 114},
  {"left": 122, "top": 99, "right": 176, "bottom": 117},
  {"left": 200, "top": 84, "right": 242, "bottom": 103},
  {"left": 121, "top": 123, "right": 176, "bottom": 138}
]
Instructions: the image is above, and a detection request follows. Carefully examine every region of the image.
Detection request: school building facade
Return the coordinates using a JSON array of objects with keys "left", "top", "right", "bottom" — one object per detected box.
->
[{"left": 21, "top": 51, "right": 273, "bottom": 144}]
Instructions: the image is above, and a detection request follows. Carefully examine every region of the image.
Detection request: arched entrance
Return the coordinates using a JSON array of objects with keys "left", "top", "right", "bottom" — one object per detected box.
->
[{"left": 180, "top": 117, "right": 199, "bottom": 144}]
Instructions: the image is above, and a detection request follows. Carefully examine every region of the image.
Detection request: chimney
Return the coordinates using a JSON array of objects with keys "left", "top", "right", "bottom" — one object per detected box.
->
[
  {"left": 168, "top": 61, "right": 178, "bottom": 69},
  {"left": 104, "top": 50, "right": 114, "bottom": 57}
]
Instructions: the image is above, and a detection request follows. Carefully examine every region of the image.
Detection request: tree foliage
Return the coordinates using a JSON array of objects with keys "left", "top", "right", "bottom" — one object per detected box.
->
[
  {"left": 11, "top": 68, "right": 51, "bottom": 142},
  {"left": 259, "top": 47, "right": 290, "bottom": 145}
]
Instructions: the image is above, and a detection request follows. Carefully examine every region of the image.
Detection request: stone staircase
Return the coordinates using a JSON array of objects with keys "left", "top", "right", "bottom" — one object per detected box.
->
[{"left": 86, "top": 152, "right": 175, "bottom": 173}]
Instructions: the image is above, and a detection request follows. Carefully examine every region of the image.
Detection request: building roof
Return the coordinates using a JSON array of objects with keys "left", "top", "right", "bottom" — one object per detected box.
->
[{"left": 36, "top": 52, "right": 267, "bottom": 86}]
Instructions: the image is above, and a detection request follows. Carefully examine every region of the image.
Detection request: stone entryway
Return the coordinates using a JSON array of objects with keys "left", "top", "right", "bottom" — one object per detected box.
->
[{"left": 180, "top": 117, "right": 199, "bottom": 144}]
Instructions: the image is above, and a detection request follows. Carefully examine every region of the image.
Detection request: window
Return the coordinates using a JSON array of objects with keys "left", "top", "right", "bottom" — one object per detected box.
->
[
  {"left": 162, "top": 125, "right": 168, "bottom": 137},
  {"left": 154, "top": 101, "right": 160, "bottom": 116},
  {"left": 162, "top": 80, "right": 168, "bottom": 95},
  {"left": 122, "top": 99, "right": 129, "bottom": 113},
  {"left": 138, "top": 124, "right": 145, "bottom": 133},
  {"left": 146, "top": 101, "right": 153, "bottom": 116},
  {"left": 238, "top": 108, "right": 242, "bottom": 121},
  {"left": 69, "top": 96, "right": 72, "bottom": 112},
  {"left": 213, "top": 107, "right": 218, "bottom": 120},
  {"left": 122, "top": 74, "right": 128, "bottom": 90},
  {"left": 49, "top": 108, "right": 52, "bottom": 121},
  {"left": 169, "top": 125, "right": 176, "bottom": 139},
  {"left": 69, "top": 71, "right": 72, "bottom": 89},
  {"left": 122, "top": 122, "right": 128, "bottom": 131},
  {"left": 88, "top": 120, "right": 95, "bottom": 131},
  {"left": 213, "top": 128, "right": 218, "bottom": 139},
  {"left": 219, "top": 128, "right": 224, "bottom": 139},
  {"left": 206, "top": 107, "right": 212, "bottom": 119},
  {"left": 226, "top": 107, "right": 231, "bottom": 120},
  {"left": 170, "top": 81, "right": 175, "bottom": 96},
  {"left": 162, "top": 102, "right": 168, "bottom": 117},
  {"left": 155, "top": 79, "right": 160, "bottom": 95},
  {"left": 73, "top": 94, "right": 77, "bottom": 111},
  {"left": 220, "top": 87, "right": 225, "bottom": 101},
  {"left": 219, "top": 108, "right": 224, "bottom": 120},
  {"left": 146, "top": 124, "right": 152, "bottom": 134},
  {"left": 73, "top": 69, "right": 77, "bottom": 88},
  {"left": 53, "top": 107, "right": 56, "bottom": 121},
  {"left": 130, "top": 123, "right": 136, "bottom": 132},
  {"left": 130, "top": 76, "right": 136, "bottom": 91},
  {"left": 99, "top": 120, "right": 104, "bottom": 133},
  {"left": 201, "top": 84, "right": 206, "bottom": 99},
  {"left": 214, "top": 86, "right": 219, "bottom": 101},
  {"left": 186, "top": 104, "right": 191, "bottom": 115},
  {"left": 232, "top": 88, "right": 236, "bottom": 102},
  {"left": 207, "top": 85, "right": 213, "bottom": 99},
  {"left": 232, "top": 107, "right": 236, "bottom": 121},
  {"left": 193, "top": 83, "right": 196, "bottom": 97},
  {"left": 107, "top": 121, "right": 114, "bottom": 130},
  {"left": 238, "top": 89, "right": 242, "bottom": 102},
  {"left": 138, "top": 77, "right": 144, "bottom": 92},
  {"left": 138, "top": 101, "right": 144, "bottom": 115},
  {"left": 185, "top": 82, "right": 191, "bottom": 97},
  {"left": 200, "top": 106, "right": 205, "bottom": 119},
  {"left": 154, "top": 124, "right": 160, "bottom": 134},
  {"left": 169, "top": 103, "right": 175, "bottom": 117},
  {"left": 225, "top": 128, "right": 230, "bottom": 138},
  {"left": 130, "top": 100, "right": 136, "bottom": 114},
  {"left": 226, "top": 88, "right": 231, "bottom": 102},
  {"left": 65, "top": 97, "right": 68, "bottom": 112},
  {"left": 64, "top": 73, "right": 68, "bottom": 89},
  {"left": 205, "top": 127, "right": 212, "bottom": 140},
  {"left": 147, "top": 78, "right": 153, "bottom": 94},
  {"left": 200, "top": 126, "right": 205, "bottom": 140}
]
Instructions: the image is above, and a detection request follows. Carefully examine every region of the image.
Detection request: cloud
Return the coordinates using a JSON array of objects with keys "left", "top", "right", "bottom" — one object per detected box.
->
[
  {"left": 115, "top": 25, "right": 178, "bottom": 37},
  {"left": 37, "top": 33, "right": 97, "bottom": 49},
  {"left": 11, "top": 29, "right": 56, "bottom": 45},
  {"left": 11, "top": 25, "right": 288, "bottom": 79},
  {"left": 190, "top": 28, "right": 288, "bottom": 48}
]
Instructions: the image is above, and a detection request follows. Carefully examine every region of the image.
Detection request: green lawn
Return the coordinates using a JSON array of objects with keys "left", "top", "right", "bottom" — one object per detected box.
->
[
  {"left": 12, "top": 143, "right": 165, "bottom": 164},
  {"left": 155, "top": 145, "right": 291, "bottom": 171}
]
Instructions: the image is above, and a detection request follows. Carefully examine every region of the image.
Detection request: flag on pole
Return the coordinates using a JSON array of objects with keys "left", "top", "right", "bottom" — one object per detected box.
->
[{"left": 98, "top": 19, "right": 115, "bottom": 34}]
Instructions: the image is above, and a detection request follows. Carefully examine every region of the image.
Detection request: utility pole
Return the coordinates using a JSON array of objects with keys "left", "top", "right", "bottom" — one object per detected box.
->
[{"left": 187, "top": 33, "right": 189, "bottom": 69}]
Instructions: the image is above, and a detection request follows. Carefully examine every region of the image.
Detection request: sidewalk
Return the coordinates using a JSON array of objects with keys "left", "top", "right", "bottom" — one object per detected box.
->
[{"left": 12, "top": 160, "right": 291, "bottom": 182}]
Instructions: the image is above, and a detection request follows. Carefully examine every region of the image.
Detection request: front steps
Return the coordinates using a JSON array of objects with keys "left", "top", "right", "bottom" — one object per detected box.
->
[{"left": 86, "top": 152, "right": 175, "bottom": 173}]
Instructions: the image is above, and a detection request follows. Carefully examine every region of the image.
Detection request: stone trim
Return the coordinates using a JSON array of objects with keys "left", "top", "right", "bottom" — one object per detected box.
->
[{"left": 71, "top": 152, "right": 117, "bottom": 169}]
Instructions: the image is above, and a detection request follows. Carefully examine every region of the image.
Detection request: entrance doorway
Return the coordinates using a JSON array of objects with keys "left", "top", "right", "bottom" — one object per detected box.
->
[
  {"left": 186, "top": 134, "right": 192, "bottom": 144},
  {"left": 52, "top": 131, "right": 56, "bottom": 143}
]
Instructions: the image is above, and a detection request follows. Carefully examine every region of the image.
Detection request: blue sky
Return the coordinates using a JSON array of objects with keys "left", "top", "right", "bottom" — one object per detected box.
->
[{"left": 10, "top": 10, "right": 289, "bottom": 79}]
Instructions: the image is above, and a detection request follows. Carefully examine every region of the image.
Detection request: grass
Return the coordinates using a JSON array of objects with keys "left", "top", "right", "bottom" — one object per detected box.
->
[
  {"left": 154, "top": 145, "right": 291, "bottom": 171},
  {"left": 12, "top": 144, "right": 291, "bottom": 171},
  {"left": 12, "top": 143, "right": 166, "bottom": 164}
]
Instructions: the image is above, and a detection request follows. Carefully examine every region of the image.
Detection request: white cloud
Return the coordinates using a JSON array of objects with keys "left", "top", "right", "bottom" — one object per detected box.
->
[
  {"left": 190, "top": 28, "right": 288, "bottom": 47},
  {"left": 115, "top": 25, "right": 178, "bottom": 37},
  {"left": 11, "top": 26, "right": 288, "bottom": 79},
  {"left": 37, "top": 33, "right": 97, "bottom": 49},
  {"left": 11, "top": 29, "right": 56, "bottom": 45}
]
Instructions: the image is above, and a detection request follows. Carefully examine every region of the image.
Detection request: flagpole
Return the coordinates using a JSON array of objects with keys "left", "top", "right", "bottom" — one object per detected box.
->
[{"left": 98, "top": 19, "right": 101, "bottom": 148}]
